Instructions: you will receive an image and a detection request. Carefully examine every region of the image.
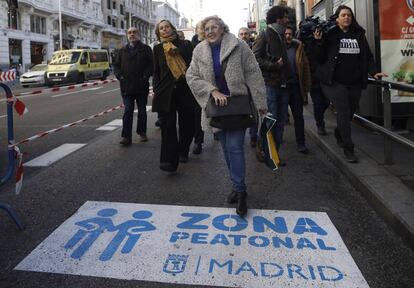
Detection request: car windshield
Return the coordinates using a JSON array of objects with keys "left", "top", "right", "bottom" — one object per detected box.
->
[
  {"left": 49, "top": 51, "right": 81, "bottom": 65},
  {"left": 30, "top": 64, "right": 48, "bottom": 71}
]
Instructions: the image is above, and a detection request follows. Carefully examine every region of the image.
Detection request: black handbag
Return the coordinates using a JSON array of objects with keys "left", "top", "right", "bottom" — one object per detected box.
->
[{"left": 205, "top": 57, "right": 258, "bottom": 130}]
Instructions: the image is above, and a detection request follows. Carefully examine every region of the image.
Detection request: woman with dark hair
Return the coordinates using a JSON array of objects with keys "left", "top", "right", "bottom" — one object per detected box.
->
[
  {"left": 152, "top": 19, "right": 198, "bottom": 172},
  {"left": 314, "top": 5, "right": 386, "bottom": 163}
]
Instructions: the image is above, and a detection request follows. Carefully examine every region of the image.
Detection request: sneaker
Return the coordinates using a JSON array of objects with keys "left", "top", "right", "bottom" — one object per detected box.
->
[
  {"left": 140, "top": 134, "right": 148, "bottom": 142},
  {"left": 297, "top": 145, "right": 309, "bottom": 154},
  {"left": 192, "top": 143, "right": 202, "bottom": 155},
  {"left": 250, "top": 137, "right": 257, "bottom": 148},
  {"left": 119, "top": 137, "right": 132, "bottom": 146},
  {"left": 317, "top": 126, "right": 327, "bottom": 135},
  {"left": 344, "top": 149, "right": 358, "bottom": 163}
]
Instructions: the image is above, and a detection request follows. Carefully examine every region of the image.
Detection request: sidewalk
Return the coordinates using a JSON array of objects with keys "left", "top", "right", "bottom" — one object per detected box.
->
[{"left": 303, "top": 103, "right": 414, "bottom": 249}]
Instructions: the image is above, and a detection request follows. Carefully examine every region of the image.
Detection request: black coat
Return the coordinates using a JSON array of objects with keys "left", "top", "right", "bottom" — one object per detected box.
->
[
  {"left": 113, "top": 41, "right": 154, "bottom": 96},
  {"left": 315, "top": 25, "right": 376, "bottom": 89},
  {"left": 253, "top": 26, "right": 291, "bottom": 87},
  {"left": 152, "top": 39, "right": 197, "bottom": 113}
]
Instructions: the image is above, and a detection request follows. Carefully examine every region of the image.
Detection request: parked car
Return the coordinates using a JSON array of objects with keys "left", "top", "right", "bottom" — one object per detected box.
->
[{"left": 19, "top": 64, "right": 48, "bottom": 88}]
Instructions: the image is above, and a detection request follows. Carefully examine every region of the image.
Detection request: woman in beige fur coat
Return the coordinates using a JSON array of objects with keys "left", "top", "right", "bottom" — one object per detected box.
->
[{"left": 186, "top": 15, "right": 266, "bottom": 217}]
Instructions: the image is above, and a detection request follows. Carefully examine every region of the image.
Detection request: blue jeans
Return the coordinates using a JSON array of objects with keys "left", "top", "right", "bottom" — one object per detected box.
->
[
  {"left": 122, "top": 94, "right": 147, "bottom": 139},
  {"left": 217, "top": 129, "right": 246, "bottom": 193},
  {"left": 266, "top": 86, "right": 289, "bottom": 147},
  {"left": 310, "top": 87, "right": 330, "bottom": 128}
]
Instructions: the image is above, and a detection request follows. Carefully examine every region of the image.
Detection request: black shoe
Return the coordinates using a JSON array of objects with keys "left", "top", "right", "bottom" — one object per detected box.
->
[
  {"left": 155, "top": 119, "right": 161, "bottom": 127},
  {"left": 334, "top": 128, "right": 344, "bottom": 148},
  {"left": 192, "top": 143, "right": 202, "bottom": 155},
  {"left": 297, "top": 145, "right": 309, "bottom": 154},
  {"left": 344, "top": 148, "right": 358, "bottom": 163},
  {"left": 179, "top": 155, "right": 189, "bottom": 163},
  {"left": 250, "top": 137, "right": 257, "bottom": 148},
  {"left": 160, "top": 162, "right": 177, "bottom": 172},
  {"left": 140, "top": 133, "right": 148, "bottom": 142},
  {"left": 119, "top": 137, "right": 132, "bottom": 146},
  {"left": 236, "top": 192, "right": 247, "bottom": 217},
  {"left": 317, "top": 126, "right": 327, "bottom": 136},
  {"left": 227, "top": 191, "right": 238, "bottom": 204}
]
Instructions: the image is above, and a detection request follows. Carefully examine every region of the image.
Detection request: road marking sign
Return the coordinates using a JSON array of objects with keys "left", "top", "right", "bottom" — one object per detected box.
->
[
  {"left": 24, "top": 144, "right": 86, "bottom": 167},
  {"left": 15, "top": 202, "right": 369, "bottom": 287}
]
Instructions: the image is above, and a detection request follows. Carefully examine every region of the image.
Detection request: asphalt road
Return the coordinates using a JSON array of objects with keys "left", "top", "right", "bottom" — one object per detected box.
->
[{"left": 0, "top": 82, "right": 413, "bottom": 288}]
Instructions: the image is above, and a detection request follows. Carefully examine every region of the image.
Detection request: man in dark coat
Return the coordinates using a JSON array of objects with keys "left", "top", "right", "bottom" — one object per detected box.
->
[
  {"left": 113, "top": 27, "right": 153, "bottom": 146},
  {"left": 253, "top": 5, "right": 292, "bottom": 152}
]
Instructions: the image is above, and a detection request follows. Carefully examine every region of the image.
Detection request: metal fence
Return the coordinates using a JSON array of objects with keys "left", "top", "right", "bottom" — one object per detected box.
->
[{"left": 356, "top": 79, "right": 414, "bottom": 165}]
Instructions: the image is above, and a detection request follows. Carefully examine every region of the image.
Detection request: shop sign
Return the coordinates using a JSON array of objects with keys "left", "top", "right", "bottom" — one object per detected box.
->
[{"left": 380, "top": 0, "right": 414, "bottom": 102}]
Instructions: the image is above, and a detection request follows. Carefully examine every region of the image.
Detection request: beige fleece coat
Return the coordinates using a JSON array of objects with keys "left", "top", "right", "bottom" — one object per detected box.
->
[{"left": 186, "top": 33, "right": 266, "bottom": 130}]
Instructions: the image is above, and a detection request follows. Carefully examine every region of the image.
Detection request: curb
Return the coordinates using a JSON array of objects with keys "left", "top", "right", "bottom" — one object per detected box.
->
[{"left": 303, "top": 107, "right": 414, "bottom": 250}]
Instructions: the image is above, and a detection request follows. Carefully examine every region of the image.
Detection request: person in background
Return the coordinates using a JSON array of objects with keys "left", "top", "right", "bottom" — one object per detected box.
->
[
  {"left": 113, "top": 27, "right": 154, "bottom": 146},
  {"left": 191, "top": 21, "right": 203, "bottom": 47},
  {"left": 177, "top": 30, "right": 185, "bottom": 40},
  {"left": 238, "top": 27, "right": 258, "bottom": 148},
  {"left": 152, "top": 20, "right": 197, "bottom": 172},
  {"left": 284, "top": 25, "right": 311, "bottom": 154},
  {"left": 253, "top": 6, "right": 291, "bottom": 155},
  {"left": 186, "top": 16, "right": 267, "bottom": 217},
  {"left": 314, "top": 5, "right": 387, "bottom": 163}
]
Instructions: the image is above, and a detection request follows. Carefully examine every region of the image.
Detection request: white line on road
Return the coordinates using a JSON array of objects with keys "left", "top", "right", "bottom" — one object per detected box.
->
[
  {"left": 98, "top": 88, "right": 120, "bottom": 95},
  {"left": 24, "top": 144, "right": 86, "bottom": 167},
  {"left": 96, "top": 119, "right": 122, "bottom": 131},
  {"left": 0, "top": 115, "right": 7, "bottom": 119},
  {"left": 51, "top": 87, "right": 103, "bottom": 98}
]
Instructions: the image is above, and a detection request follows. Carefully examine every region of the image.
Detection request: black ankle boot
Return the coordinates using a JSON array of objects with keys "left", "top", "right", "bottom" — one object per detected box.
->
[
  {"left": 236, "top": 192, "right": 247, "bottom": 217},
  {"left": 227, "top": 191, "right": 238, "bottom": 204}
]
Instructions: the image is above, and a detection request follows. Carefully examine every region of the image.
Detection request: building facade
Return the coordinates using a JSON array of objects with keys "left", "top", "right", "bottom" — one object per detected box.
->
[
  {"left": 152, "top": 0, "right": 180, "bottom": 30},
  {"left": 0, "top": 0, "right": 154, "bottom": 71}
]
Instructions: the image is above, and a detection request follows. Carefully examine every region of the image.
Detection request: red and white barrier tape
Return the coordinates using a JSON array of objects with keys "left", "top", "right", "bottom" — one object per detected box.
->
[
  {"left": 14, "top": 78, "right": 118, "bottom": 96},
  {"left": 0, "top": 71, "right": 16, "bottom": 82},
  {"left": 10, "top": 103, "right": 124, "bottom": 148},
  {"left": 10, "top": 103, "right": 124, "bottom": 194}
]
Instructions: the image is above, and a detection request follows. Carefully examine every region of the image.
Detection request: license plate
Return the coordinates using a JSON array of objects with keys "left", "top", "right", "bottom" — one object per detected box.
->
[{"left": 52, "top": 78, "right": 62, "bottom": 81}]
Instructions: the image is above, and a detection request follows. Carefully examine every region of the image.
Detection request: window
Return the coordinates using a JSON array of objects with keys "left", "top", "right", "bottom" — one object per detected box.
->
[
  {"left": 112, "top": 19, "right": 116, "bottom": 27},
  {"left": 121, "top": 21, "right": 124, "bottom": 29},
  {"left": 89, "top": 51, "right": 108, "bottom": 63},
  {"left": 30, "top": 15, "right": 46, "bottom": 34},
  {"left": 107, "top": 0, "right": 111, "bottom": 9},
  {"left": 107, "top": 16, "right": 111, "bottom": 25},
  {"left": 120, "top": 4, "right": 124, "bottom": 15},
  {"left": 8, "top": 10, "right": 21, "bottom": 30},
  {"left": 112, "top": 1, "right": 116, "bottom": 9}
]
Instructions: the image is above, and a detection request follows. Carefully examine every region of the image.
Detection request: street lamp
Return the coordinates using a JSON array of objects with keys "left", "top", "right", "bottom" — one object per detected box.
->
[{"left": 59, "top": 0, "right": 62, "bottom": 50}]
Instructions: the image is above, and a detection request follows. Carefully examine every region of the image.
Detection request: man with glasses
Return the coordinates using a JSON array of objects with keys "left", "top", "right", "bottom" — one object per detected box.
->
[{"left": 113, "top": 28, "right": 154, "bottom": 146}]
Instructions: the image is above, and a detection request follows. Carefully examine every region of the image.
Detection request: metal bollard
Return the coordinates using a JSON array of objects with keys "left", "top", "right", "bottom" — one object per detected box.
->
[
  {"left": 382, "top": 84, "right": 393, "bottom": 165},
  {"left": 0, "top": 82, "right": 24, "bottom": 230}
]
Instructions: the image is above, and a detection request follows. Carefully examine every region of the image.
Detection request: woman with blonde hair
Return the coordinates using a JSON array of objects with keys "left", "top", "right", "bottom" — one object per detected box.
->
[
  {"left": 152, "top": 19, "right": 198, "bottom": 172},
  {"left": 186, "top": 16, "right": 267, "bottom": 216}
]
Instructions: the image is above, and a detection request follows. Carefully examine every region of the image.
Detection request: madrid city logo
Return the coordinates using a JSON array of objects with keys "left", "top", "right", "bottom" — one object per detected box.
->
[
  {"left": 407, "top": 0, "right": 414, "bottom": 13},
  {"left": 163, "top": 254, "right": 189, "bottom": 274}
]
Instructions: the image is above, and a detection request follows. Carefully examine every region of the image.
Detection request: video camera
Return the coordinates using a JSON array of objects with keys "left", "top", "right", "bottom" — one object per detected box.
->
[{"left": 298, "top": 15, "right": 336, "bottom": 41}]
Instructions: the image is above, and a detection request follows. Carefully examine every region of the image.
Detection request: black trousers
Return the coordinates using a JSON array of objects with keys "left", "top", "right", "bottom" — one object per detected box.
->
[
  {"left": 193, "top": 105, "right": 204, "bottom": 144},
  {"left": 321, "top": 82, "right": 361, "bottom": 149},
  {"left": 159, "top": 88, "right": 195, "bottom": 167}
]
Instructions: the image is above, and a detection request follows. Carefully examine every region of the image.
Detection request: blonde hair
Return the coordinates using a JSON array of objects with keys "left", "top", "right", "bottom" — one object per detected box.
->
[{"left": 199, "top": 15, "right": 230, "bottom": 40}]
